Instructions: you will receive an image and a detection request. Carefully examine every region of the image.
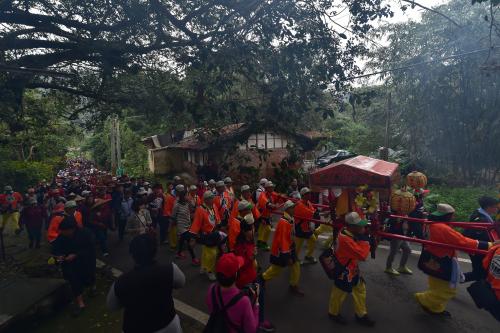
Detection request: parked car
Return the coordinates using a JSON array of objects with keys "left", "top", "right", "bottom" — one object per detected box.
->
[{"left": 315, "top": 150, "right": 356, "bottom": 168}]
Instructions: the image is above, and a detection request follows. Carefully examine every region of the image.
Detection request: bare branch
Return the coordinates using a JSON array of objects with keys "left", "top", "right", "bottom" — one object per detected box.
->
[{"left": 401, "top": 0, "right": 461, "bottom": 27}]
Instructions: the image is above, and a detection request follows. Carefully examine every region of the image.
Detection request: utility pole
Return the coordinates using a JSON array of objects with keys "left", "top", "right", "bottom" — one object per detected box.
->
[
  {"left": 380, "top": 92, "right": 392, "bottom": 161},
  {"left": 110, "top": 116, "right": 122, "bottom": 175}
]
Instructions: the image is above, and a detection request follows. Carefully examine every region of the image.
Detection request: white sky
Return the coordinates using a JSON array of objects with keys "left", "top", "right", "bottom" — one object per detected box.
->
[
  {"left": 346, "top": 0, "right": 450, "bottom": 85},
  {"left": 381, "top": 0, "right": 449, "bottom": 24}
]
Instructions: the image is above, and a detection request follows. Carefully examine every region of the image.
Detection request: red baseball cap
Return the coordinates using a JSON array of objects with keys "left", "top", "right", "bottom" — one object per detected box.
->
[{"left": 216, "top": 253, "right": 244, "bottom": 278}]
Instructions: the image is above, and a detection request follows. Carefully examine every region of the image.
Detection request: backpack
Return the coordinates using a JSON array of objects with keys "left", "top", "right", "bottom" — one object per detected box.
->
[{"left": 203, "top": 286, "right": 245, "bottom": 333}]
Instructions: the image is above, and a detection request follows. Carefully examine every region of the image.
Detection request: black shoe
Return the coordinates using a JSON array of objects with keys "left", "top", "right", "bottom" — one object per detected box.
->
[
  {"left": 88, "top": 286, "right": 97, "bottom": 298},
  {"left": 72, "top": 306, "right": 85, "bottom": 317},
  {"left": 355, "top": 315, "right": 375, "bottom": 327},
  {"left": 422, "top": 306, "right": 452, "bottom": 318},
  {"left": 329, "top": 314, "right": 347, "bottom": 325},
  {"left": 288, "top": 285, "right": 305, "bottom": 297}
]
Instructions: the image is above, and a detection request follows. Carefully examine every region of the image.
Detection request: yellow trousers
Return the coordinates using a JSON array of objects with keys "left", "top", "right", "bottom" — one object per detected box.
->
[
  {"left": 415, "top": 276, "right": 457, "bottom": 313},
  {"left": 169, "top": 225, "right": 178, "bottom": 249},
  {"left": 257, "top": 223, "right": 272, "bottom": 243},
  {"left": 314, "top": 224, "right": 333, "bottom": 248},
  {"left": 262, "top": 263, "right": 300, "bottom": 286},
  {"left": 0, "top": 212, "right": 20, "bottom": 233},
  {"left": 201, "top": 245, "right": 218, "bottom": 273},
  {"left": 329, "top": 281, "right": 367, "bottom": 317},
  {"left": 295, "top": 235, "right": 317, "bottom": 258}
]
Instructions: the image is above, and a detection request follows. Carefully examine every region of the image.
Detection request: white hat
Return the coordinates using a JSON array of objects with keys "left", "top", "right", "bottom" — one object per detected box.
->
[
  {"left": 431, "top": 203, "right": 455, "bottom": 216},
  {"left": 216, "top": 181, "right": 225, "bottom": 187},
  {"left": 203, "top": 191, "right": 215, "bottom": 200},
  {"left": 300, "top": 187, "right": 311, "bottom": 196},
  {"left": 173, "top": 176, "right": 181, "bottom": 181},
  {"left": 203, "top": 181, "right": 209, "bottom": 186},
  {"left": 81, "top": 190, "right": 91, "bottom": 197},
  {"left": 345, "top": 212, "right": 368, "bottom": 226},
  {"left": 189, "top": 185, "right": 197, "bottom": 191},
  {"left": 224, "top": 177, "right": 233, "bottom": 184},
  {"left": 238, "top": 200, "right": 253, "bottom": 211},
  {"left": 259, "top": 178, "right": 268, "bottom": 186},
  {"left": 65, "top": 200, "right": 77, "bottom": 209},
  {"left": 208, "top": 179, "right": 216, "bottom": 185},
  {"left": 264, "top": 181, "right": 275, "bottom": 188},
  {"left": 282, "top": 200, "right": 295, "bottom": 211},
  {"left": 138, "top": 188, "right": 148, "bottom": 195},
  {"left": 241, "top": 185, "right": 251, "bottom": 192},
  {"left": 175, "top": 184, "right": 186, "bottom": 192},
  {"left": 243, "top": 214, "right": 255, "bottom": 225}
]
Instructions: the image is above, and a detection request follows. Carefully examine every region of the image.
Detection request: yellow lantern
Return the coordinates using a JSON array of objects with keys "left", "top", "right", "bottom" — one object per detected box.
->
[
  {"left": 406, "top": 171, "right": 428, "bottom": 189},
  {"left": 391, "top": 188, "right": 416, "bottom": 215}
]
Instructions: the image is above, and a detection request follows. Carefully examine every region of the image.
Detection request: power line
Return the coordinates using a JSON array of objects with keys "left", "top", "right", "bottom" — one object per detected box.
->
[{"left": 343, "top": 46, "right": 498, "bottom": 81}]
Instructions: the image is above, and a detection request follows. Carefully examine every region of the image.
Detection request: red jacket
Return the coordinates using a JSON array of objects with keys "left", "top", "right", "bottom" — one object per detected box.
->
[
  {"left": 483, "top": 244, "right": 500, "bottom": 300},
  {"left": 234, "top": 241, "right": 257, "bottom": 289},
  {"left": 257, "top": 191, "right": 282, "bottom": 219},
  {"left": 228, "top": 217, "right": 241, "bottom": 251},
  {"left": 294, "top": 199, "right": 316, "bottom": 236},
  {"left": 162, "top": 193, "right": 176, "bottom": 217},
  {"left": 270, "top": 215, "right": 294, "bottom": 259},
  {"left": 190, "top": 204, "right": 220, "bottom": 235},
  {"left": 214, "top": 191, "right": 233, "bottom": 220},
  {"left": 335, "top": 230, "right": 370, "bottom": 282},
  {"left": 0, "top": 192, "right": 23, "bottom": 211},
  {"left": 426, "top": 223, "right": 485, "bottom": 258}
]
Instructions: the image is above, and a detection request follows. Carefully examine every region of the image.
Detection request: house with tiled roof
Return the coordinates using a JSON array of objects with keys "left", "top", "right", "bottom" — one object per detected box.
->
[{"left": 142, "top": 123, "right": 325, "bottom": 183}]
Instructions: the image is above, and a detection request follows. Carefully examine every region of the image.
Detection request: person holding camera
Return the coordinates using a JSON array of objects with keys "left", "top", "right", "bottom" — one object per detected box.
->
[
  {"left": 51, "top": 217, "right": 96, "bottom": 316},
  {"left": 205, "top": 253, "right": 259, "bottom": 333},
  {"left": 107, "top": 234, "right": 185, "bottom": 333}
]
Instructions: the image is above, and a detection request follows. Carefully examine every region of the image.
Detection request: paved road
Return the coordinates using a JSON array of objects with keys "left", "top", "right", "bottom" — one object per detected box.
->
[{"left": 102, "top": 232, "right": 499, "bottom": 333}]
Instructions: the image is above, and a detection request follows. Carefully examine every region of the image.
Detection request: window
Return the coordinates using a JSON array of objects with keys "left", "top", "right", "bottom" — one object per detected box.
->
[
  {"left": 266, "top": 132, "right": 275, "bottom": 149},
  {"left": 242, "top": 132, "right": 289, "bottom": 150},
  {"left": 247, "top": 134, "right": 257, "bottom": 148},
  {"left": 257, "top": 133, "right": 266, "bottom": 149}
]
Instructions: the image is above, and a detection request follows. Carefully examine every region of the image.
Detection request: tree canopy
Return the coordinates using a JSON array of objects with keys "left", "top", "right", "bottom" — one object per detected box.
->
[{"left": 0, "top": 0, "right": 393, "bottom": 134}]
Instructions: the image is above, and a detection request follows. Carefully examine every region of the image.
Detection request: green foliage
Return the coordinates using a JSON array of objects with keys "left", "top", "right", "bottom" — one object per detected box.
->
[
  {"left": 0, "top": 160, "right": 61, "bottom": 191},
  {"left": 82, "top": 117, "right": 149, "bottom": 177},
  {"left": 323, "top": 114, "right": 385, "bottom": 155},
  {"left": 366, "top": 0, "right": 500, "bottom": 184},
  {"left": 425, "top": 185, "right": 497, "bottom": 221}
]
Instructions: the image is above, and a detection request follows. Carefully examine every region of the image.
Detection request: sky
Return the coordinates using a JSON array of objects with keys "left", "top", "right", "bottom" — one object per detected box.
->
[
  {"left": 345, "top": 0, "right": 450, "bottom": 85},
  {"left": 381, "top": 0, "right": 450, "bottom": 24}
]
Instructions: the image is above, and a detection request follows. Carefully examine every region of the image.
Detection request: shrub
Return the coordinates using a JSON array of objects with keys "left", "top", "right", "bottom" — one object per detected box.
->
[
  {"left": 0, "top": 160, "right": 60, "bottom": 191},
  {"left": 424, "top": 185, "right": 497, "bottom": 221}
]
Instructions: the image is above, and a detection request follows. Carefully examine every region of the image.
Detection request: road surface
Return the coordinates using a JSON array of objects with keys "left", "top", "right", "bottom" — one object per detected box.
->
[{"left": 100, "top": 231, "right": 498, "bottom": 333}]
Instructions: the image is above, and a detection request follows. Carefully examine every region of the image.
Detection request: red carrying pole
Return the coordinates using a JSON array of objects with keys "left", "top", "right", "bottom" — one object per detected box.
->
[
  {"left": 388, "top": 214, "right": 493, "bottom": 229},
  {"left": 377, "top": 231, "right": 488, "bottom": 255}
]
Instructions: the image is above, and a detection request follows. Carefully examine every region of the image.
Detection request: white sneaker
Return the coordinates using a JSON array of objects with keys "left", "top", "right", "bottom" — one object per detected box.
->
[
  {"left": 207, "top": 272, "right": 216, "bottom": 281},
  {"left": 103, "top": 252, "right": 110, "bottom": 257},
  {"left": 199, "top": 267, "right": 207, "bottom": 275}
]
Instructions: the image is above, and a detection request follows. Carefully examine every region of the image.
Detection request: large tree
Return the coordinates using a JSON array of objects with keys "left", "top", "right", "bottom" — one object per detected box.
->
[
  {"left": 365, "top": 0, "right": 500, "bottom": 183},
  {"left": 0, "top": 0, "right": 392, "bottom": 133}
]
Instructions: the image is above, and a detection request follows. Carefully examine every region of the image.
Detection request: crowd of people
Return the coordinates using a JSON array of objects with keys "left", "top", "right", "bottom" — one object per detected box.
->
[{"left": 1, "top": 157, "right": 499, "bottom": 332}]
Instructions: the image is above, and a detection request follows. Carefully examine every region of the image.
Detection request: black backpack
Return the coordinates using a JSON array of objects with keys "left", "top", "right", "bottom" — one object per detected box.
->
[{"left": 203, "top": 286, "right": 245, "bottom": 333}]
